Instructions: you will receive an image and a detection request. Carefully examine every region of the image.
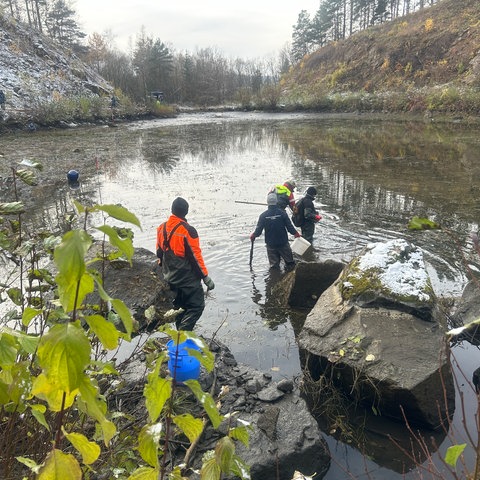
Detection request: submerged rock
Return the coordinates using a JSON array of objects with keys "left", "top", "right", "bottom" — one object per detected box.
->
[{"left": 297, "top": 239, "right": 455, "bottom": 430}]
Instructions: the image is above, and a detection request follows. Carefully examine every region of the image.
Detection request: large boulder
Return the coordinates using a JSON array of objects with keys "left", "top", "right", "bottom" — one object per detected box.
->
[
  {"left": 450, "top": 279, "right": 480, "bottom": 345},
  {"left": 88, "top": 247, "right": 173, "bottom": 332},
  {"left": 298, "top": 239, "right": 455, "bottom": 430}
]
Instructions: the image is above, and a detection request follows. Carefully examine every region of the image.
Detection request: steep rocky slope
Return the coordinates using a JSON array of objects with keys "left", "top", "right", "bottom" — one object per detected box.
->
[
  {"left": 0, "top": 12, "right": 112, "bottom": 120},
  {"left": 282, "top": 0, "right": 480, "bottom": 99}
]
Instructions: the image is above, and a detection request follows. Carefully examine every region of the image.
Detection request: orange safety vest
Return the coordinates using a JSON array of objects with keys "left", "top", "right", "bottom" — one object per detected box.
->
[{"left": 156, "top": 215, "right": 208, "bottom": 284}]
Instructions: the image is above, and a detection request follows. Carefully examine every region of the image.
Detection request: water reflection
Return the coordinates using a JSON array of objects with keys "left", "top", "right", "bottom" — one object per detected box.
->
[{"left": 1, "top": 112, "right": 480, "bottom": 478}]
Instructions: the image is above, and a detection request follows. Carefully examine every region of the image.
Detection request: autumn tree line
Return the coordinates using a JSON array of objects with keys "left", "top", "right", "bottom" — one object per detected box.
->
[
  {"left": 2, "top": 0, "right": 440, "bottom": 106},
  {"left": 291, "top": 0, "right": 439, "bottom": 61}
]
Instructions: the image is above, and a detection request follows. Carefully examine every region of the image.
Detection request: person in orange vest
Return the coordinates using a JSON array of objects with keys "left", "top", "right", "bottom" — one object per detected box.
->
[{"left": 156, "top": 197, "right": 215, "bottom": 330}]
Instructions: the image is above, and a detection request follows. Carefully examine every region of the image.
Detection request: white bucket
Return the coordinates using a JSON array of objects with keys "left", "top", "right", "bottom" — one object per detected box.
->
[{"left": 291, "top": 236, "right": 311, "bottom": 255}]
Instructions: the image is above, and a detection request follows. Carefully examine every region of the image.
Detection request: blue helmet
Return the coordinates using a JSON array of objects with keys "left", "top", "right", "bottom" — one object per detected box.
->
[{"left": 67, "top": 169, "right": 79, "bottom": 182}]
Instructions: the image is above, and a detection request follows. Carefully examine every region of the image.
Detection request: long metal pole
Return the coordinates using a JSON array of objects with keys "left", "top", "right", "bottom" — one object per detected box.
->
[{"left": 235, "top": 200, "right": 267, "bottom": 206}]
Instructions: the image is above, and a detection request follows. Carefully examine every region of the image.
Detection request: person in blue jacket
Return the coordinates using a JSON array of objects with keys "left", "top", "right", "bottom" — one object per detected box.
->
[{"left": 250, "top": 192, "right": 301, "bottom": 270}]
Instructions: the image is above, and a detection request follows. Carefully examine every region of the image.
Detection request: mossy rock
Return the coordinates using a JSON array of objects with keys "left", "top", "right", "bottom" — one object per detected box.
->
[{"left": 339, "top": 239, "right": 436, "bottom": 321}]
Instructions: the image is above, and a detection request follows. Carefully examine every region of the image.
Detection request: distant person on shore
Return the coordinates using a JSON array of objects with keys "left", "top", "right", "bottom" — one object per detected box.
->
[
  {"left": 110, "top": 95, "right": 119, "bottom": 109},
  {"left": 250, "top": 192, "right": 301, "bottom": 270},
  {"left": 0, "top": 90, "right": 6, "bottom": 110}
]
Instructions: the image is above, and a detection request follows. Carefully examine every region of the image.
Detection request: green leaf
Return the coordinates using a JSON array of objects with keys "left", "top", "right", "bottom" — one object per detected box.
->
[
  {"left": 85, "top": 314, "right": 120, "bottom": 350},
  {"left": 0, "top": 202, "right": 25, "bottom": 215},
  {"left": 188, "top": 346, "right": 215, "bottom": 373},
  {"left": 168, "top": 466, "right": 187, "bottom": 480},
  {"left": 229, "top": 425, "right": 250, "bottom": 447},
  {"left": 173, "top": 413, "right": 204, "bottom": 443},
  {"left": 16, "top": 456, "right": 41, "bottom": 474},
  {"left": 31, "top": 373, "right": 78, "bottom": 411},
  {"left": 444, "top": 443, "right": 466, "bottom": 467},
  {"left": 200, "top": 456, "right": 221, "bottom": 480},
  {"left": 7, "top": 287, "right": 23, "bottom": 306},
  {"left": 54, "top": 230, "right": 93, "bottom": 311},
  {"left": 229, "top": 455, "right": 251, "bottom": 480},
  {"left": 0, "top": 333, "right": 17, "bottom": 367},
  {"left": 56, "top": 271, "right": 94, "bottom": 312},
  {"left": 54, "top": 230, "right": 91, "bottom": 281},
  {"left": 78, "top": 376, "right": 116, "bottom": 445},
  {"left": 37, "top": 322, "right": 91, "bottom": 393},
  {"left": 144, "top": 358, "right": 171, "bottom": 422},
  {"left": 408, "top": 216, "right": 440, "bottom": 230},
  {"left": 215, "top": 436, "right": 235, "bottom": 473},
  {"left": 37, "top": 449, "right": 82, "bottom": 480},
  {"left": 73, "top": 200, "right": 86, "bottom": 214},
  {"left": 22, "top": 307, "right": 43, "bottom": 328},
  {"left": 1, "top": 327, "right": 39, "bottom": 354},
  {"left": 19, "top": 159, "right": 43, "bottom": 170},
  {"left": 95, "top": 204, "right": 142, "bottom": 229},
  {"left": 64, "top": 431, "right": 101, "bottom": 465},
  {"left": 127, "top": 466, "right": 159, "bottom": 480},
  {"left": 111, "top": 298, "right": 134, "bottom": 338},
  {"left": 184, "top": 380, "right": 223, "bottom": 429},
  {"left": 16, "top": 169, "right": 38, "bottom": 186},
  {"left": 30, "top": 404, "right": 50, "bottom": 431},
  {"left": 138, "top": 424, "right": 162, "bottom": 468},
  {"left": 96, "top": 224, "right": 135, "bottom": 262}
]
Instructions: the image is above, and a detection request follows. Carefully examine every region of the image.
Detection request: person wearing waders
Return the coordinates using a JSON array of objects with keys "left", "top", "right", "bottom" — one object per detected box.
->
[
  {"left": 156, "top": 197, "right": 215, "bottom": 330},
  {"left": 299, "top": 186, "right": 322, "bottom": 244},
  {"left": 250, "top": 192, "right": 301, "bottom": 270}
]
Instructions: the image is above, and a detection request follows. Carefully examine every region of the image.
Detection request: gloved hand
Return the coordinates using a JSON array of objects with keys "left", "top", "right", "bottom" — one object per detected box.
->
[
  {"left": 203, "top": 275, "right": 215, "bottom": 291},
  {"left": 314, "top": 214, "right": 322, "bottom": 222},
  {"left": 250, "top": 233, "right": 256, "bottom": 242},
  {"left": 294, "top": 232, "right": 301, "bottom": 238}
]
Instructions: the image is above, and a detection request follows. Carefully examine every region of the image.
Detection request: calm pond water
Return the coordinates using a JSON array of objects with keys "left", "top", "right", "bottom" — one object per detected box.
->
[{"left": 1, "top": 111, "right": 480, "bottom": 479}]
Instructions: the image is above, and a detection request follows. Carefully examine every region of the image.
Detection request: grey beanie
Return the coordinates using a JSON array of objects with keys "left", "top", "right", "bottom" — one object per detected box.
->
[
  {"left": 171, "top": 197, "right": 189, "bottom": 217},
  {"left": 267, "top": 192, "right": 278, "bottom": 206}
]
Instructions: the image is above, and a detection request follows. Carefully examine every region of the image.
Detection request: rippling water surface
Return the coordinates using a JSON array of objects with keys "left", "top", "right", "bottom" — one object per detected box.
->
[{"left": 2, "top": 112, "right": 480, "bottom": 479}]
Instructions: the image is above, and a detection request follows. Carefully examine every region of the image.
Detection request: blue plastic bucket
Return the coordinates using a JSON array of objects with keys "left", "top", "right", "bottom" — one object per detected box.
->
[{"left": 167, "top": 339, "right": 201, "bottom": 382}]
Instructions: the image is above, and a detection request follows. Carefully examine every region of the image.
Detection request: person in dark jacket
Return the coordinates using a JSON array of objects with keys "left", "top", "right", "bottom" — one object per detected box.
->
[
  {"left": 250, "top": 192, "right": 301, "bottom": 270},
  {"left": 156, "top": 197, "right": 215, "bottom": 330},
  {"left": 300, "top": 186, "right": 322, "bottom": 244}
]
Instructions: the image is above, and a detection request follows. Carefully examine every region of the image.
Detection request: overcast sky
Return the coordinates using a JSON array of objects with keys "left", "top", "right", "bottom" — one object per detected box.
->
[{"left": 74, "top": 0, "right": 320, "bottom": 59}]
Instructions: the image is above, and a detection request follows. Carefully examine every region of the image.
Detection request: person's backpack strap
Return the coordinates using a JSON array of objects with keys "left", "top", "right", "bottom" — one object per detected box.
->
[{"left": 163, "top": 221, "right": 187, "bottom": 250}]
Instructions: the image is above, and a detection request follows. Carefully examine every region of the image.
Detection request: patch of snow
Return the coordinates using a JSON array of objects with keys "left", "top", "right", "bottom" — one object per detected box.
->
[{"left": 357, "top": 238, "right": 430, "bottom": 301}]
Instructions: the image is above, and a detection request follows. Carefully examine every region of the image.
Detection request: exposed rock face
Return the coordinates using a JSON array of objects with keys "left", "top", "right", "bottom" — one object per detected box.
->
[
  {"left": 298, "top": 239, "right": 455, "bottom": 430},
  {"left": 0, "top": 12, "right": 111, "bottom": 120},
  {"left": 117, "top": 340, "right": 331, "bottom": 480},
  {"left": 285, "top": 260, "right": 345, "bottom": 310}
]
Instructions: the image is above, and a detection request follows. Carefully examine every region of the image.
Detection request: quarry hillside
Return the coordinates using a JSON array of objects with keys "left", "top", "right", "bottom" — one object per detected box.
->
[
  {"left": 281, "top": 0, "right": 480, "bottom": 112},
  {"left": 0, "top": 12, "right": 112, "bottom": 123}
]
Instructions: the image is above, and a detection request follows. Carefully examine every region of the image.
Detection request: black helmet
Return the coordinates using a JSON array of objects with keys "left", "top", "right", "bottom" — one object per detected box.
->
[
  {"left": 171, "top": 197, "right": 189, "bottom": 218},
  {"left": 306, "top": 186, "right": 317, "bottom": 197}
]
